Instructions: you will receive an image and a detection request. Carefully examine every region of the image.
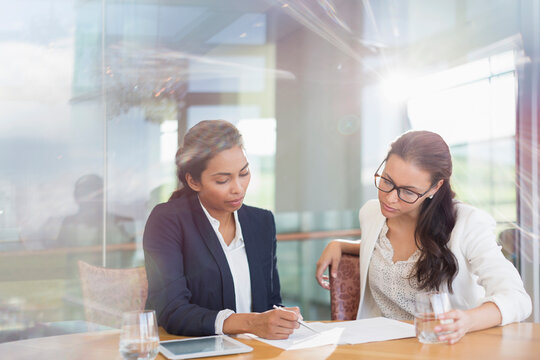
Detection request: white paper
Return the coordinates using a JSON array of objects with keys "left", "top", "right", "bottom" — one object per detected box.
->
[
  {"left": 325, "top": 317, "right": 415, "bottom": 344},
  {"left": 252, "top": 317, "right": 415, "bottom": 350},
  {"left": 252, "top": 325, "right": 344, "bottom": 350}
]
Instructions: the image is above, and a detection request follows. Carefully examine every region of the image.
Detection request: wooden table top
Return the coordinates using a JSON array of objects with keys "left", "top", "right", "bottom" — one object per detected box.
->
[{"left": 1, "top": 322, "right": 539, "bottom": 360}]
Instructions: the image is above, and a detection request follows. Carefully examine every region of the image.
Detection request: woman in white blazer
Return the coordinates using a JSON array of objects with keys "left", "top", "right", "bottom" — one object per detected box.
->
[{"left": 316, "top": 130, "right": 531, "bottom": 344}]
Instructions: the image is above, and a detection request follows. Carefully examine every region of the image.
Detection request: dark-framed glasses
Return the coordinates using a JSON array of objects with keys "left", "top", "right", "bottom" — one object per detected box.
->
[{"left": 374, "top": 160, "right": 437, "bottom": 204}]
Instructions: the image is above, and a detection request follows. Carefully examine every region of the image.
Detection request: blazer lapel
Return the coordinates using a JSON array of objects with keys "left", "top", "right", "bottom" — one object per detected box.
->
[
  {"left": 188, "top": 195, "right": 236, "bottom": 311},
  {"left": 358, "top": 202, "right": 386, "bottom": 311},
  {"left": 238, "top": 207, "right": 267, "bottom": 312}
]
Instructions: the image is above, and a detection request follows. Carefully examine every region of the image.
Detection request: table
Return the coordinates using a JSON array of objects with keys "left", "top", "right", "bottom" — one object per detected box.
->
[{"left": 1, "top": 322, "right": 539, "bottom": 360}]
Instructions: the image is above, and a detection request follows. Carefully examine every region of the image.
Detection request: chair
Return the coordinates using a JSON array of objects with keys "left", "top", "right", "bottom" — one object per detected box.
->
[
  {"left": 498, "top": 228, "right": 519, "bottom": 266},
  {"left": 77, "top": 260, "right": 148, "bottom": 328},
  {"left": 329, "top": 253, "right": 360, "bottom": 320}
]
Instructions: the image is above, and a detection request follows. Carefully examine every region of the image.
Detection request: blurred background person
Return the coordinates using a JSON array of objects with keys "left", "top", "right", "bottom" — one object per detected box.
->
[{"left": 56, "top": 174, "right": 135, "bottom": 248}]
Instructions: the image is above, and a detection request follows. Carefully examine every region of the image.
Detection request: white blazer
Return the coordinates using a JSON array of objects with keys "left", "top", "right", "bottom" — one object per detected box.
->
[{"left": 356, "top": 199, "right": 532, "bottom": 325}]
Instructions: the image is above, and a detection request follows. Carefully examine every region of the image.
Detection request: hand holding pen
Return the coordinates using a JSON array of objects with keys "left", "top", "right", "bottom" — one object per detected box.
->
[
  {"left": 273, "top": 305, "right": 320, "bottom": 334},
  {"left": 235, "top": 305, "right": 299, "bottom": 340},
  {"left": 223, "top": 305, "right": 313, "bottom": 340},
  {"left": 222, "top": 305, "right": 303, "bottom": 340}
]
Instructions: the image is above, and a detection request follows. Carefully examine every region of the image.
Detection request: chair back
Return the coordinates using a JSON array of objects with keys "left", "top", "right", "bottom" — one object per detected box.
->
[
  {"left": 77, "top": 260, "right": 148, "bottom": 328},
  {"left": 329, "top": 253, "right": 360, "bottom": 320}
]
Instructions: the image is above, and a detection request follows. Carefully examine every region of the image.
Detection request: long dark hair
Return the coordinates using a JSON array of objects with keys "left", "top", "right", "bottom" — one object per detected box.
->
[
  {"left": 169, "top": 120, "right": 244, "bottom": 200},
  {"left": 387, "top": 130, "right": 458, "bottom": 292}
]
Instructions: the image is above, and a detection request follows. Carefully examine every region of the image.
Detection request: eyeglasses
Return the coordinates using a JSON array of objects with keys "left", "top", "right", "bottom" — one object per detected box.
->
[{"left": 374, "top": 160, "right": 437, "bottom": 204}]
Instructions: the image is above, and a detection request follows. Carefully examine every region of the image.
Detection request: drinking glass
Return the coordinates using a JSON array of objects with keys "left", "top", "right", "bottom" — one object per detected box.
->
[
  {"left": 414, "top": 292, "right": 453, "bottom": 344},
  {"left": 119, "top": 310, "right": 159, "bottom": 360}
]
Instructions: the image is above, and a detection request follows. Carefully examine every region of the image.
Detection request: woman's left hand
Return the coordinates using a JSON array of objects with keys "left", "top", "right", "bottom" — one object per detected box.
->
[{"left": 434, "top": 309, "right": 473, "bottom": 344}]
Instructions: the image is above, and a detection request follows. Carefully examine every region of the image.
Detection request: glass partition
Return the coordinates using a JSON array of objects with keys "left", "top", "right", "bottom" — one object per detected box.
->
[{"left": 0, "top": 0, "right": 538, "bottom": 342}]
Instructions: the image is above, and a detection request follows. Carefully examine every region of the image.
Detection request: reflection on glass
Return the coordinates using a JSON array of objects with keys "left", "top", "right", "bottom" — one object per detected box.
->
[
  {"left": 56, "top": 174, "right": 135, "bottom": 248},
  {"left": 0, "top": 0, "right": 538, "bottom": 341}
]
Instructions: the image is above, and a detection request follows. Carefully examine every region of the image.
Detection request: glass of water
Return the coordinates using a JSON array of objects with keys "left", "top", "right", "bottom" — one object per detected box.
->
[
  {"left": 414, "top": 292, "right": 453, "bottom": 344},
  {"left": 119, "top": 310, "right": 159, "bottom": 360}
]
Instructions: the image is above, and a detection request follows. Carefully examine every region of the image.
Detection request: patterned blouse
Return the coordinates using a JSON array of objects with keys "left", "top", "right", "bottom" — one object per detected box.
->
[{"left": 368, "top": 222, "right": 420, "bottom": 320}]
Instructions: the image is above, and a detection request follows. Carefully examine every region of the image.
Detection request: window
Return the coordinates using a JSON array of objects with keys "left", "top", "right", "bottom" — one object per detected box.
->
[{"left": 407, "top": 51, "right": 517, "bottom": 226}]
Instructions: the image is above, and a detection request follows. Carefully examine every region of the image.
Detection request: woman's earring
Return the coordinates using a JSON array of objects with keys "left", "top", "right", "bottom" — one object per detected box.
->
[{"left": 429, "top": 194, "right": 434, "bottom": 199}]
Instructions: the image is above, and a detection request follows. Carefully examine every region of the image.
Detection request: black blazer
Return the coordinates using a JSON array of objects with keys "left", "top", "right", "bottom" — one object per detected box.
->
[{"left": 143, "top": 193, "right": 282, "bottom": 336}]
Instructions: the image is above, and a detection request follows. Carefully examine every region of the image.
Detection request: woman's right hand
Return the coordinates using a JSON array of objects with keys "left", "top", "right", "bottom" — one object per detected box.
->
[
  {"left": 315, "top": 241, "right": 343, "bottom": 290},
  {"left": 250, "top": 307, "right": 300, "bottom": 340}
]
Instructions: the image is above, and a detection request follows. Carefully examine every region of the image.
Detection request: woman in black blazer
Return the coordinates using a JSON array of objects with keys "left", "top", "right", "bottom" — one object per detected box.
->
[{"left": 144, "top": 120, "right": 300, "bottom": 339}]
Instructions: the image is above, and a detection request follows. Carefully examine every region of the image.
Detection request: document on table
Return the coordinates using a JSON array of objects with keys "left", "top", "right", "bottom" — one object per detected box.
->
[
  {"left": 252, "top": 317, "right": 415, "bottom": 350},
  {"left": 250, "top": 326, "right": 345, "bottom": 350}
]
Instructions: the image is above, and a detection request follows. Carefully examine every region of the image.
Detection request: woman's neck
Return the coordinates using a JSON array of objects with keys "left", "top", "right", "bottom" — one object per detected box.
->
[
  {"left": 205, "top": 208, "right": 233, "bottom": 225},
  {"left": 198, "top": 196, "right": 233, "bottom": 225},
  {"left": 387, "top": 211, "right": 418, "bottom": 232},
  {"left": 208, "top": 210, "right": 235, "bottom": 245}
]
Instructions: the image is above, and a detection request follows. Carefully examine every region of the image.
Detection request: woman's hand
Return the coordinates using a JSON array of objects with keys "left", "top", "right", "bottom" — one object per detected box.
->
[
  {"left": 315, "top": 241, "right": 343, "bottom": 290},
  {"left": 434, "top": 302, "right": 502, "bottom": 344},
  {"left": 435, "top": 309, "right": 473, "bottom": 344},
  {"left": 249, "top": 307, "right": 301, "bottom": 340}
]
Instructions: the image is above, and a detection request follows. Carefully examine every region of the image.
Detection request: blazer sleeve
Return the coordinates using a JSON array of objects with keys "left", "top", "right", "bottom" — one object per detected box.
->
[
  {"left": 268, "top": 211, "right": 282, "bottom": 307},
  {"left": 143, "top": 204, "right": 219, "bottom": 336},
  {"left": 458, "top": 206, "right": 532, "bottom": 325}
]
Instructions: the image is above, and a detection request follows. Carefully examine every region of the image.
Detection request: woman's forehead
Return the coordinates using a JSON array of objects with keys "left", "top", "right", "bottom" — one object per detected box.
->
[
  {"left": 205, "top": 146, "right": 248, "bottom": 174},
  {"left": 384, "top": 155, "right": 432, "bottom": 188}
]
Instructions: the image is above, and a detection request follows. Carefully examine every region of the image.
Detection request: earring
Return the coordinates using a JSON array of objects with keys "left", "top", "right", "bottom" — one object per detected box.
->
[{"left": 429, "top": 194, "right": 434, "bottom": 199}]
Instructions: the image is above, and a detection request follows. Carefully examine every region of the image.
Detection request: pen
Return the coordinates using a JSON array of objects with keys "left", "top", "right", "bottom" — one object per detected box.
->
[{"left": 273, "top": 305, "right": 320, "bottom": 334}]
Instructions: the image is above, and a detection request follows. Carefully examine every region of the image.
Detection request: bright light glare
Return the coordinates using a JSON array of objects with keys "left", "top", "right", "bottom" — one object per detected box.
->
[
  {"left": 407, "top": 51, "right": 516, "bottom": 145},
  {"left": 381, "top": 51, "right": 514, "bottom": 104},
  {"left": 237, "top": 118, "right": 276, "bottom": 156},
  {"left": 381, "top": 72, "right": 418, "bottom": 102}
]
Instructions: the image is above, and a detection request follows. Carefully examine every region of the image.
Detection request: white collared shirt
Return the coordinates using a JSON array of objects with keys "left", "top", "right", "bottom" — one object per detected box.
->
[{"left": 198, "top": 199, "right": 252, "bottom": 334}]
